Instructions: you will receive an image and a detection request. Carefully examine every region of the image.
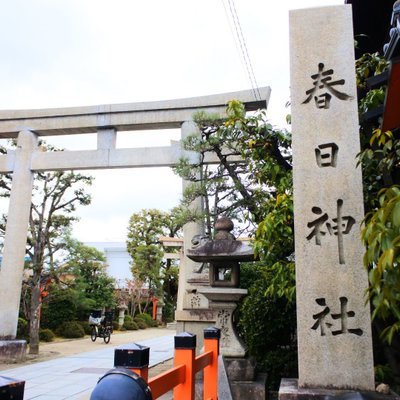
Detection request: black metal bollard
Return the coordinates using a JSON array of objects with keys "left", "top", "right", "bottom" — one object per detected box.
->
[
  {"left": 114, "top": 343, "right": 149, "bottom": 369},
  {"left": 114, "top": 343, "right": 150, "bottom": 381},
  {"left": 90, "top": 368, "right": 152, "bottom": 400},
  {"left": 204, "top": 326, "right": 221, "bottom": 340}
]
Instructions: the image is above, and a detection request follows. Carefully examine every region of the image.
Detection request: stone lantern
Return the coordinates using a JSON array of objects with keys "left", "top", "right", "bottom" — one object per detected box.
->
[
  {"left": 186, "top": 217, "right": 255, "bottom": 357},
  {"left": 117, "top": 302, "right": 128, "bottom": 329}
]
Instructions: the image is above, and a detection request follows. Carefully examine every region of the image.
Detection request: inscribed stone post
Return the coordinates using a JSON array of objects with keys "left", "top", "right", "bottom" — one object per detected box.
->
[{"left": 290, "top": 5, "right": 374, "bottom": 390}]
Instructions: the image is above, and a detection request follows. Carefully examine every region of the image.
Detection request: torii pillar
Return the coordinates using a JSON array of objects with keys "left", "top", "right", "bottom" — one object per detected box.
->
[{"left": 0, "top": 130, "right": 38, "bottom": 360}]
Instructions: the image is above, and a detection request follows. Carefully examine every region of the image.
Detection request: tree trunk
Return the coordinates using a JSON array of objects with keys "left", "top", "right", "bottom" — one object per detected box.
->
[
  {"left": 165, "top": 259, "right": 172, "bottom": 301},
  {"left": 29, "top": 274, "right": 41, "bottom": 355}
]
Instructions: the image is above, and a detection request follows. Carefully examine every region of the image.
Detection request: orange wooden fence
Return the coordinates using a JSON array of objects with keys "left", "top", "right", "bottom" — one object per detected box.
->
[{"left": 114, "top": 327, "right": 221, "bottom": 399}]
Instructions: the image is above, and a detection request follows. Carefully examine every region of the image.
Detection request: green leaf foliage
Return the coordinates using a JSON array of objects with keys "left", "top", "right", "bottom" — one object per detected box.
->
[
  {"left": 127, "top": 209, "right": 166, "bottom": 295},
  {"left": 182, "top": 101, "right": 297, "bottom": 389},
  {"left": 40, "top": 284, "right": 94, "bottom": 330},
  {"left": 173, "top": 100, "right": 292, "bottom": 238},
  {"left": 238, "top": 262, "right": 297, "bottom": 390},
  {"left": 64, "top": 238, "right": 116, "bottom": 309},
  {"left": 126, "top": 207, "right": 193, "bottom": 308},
  {"left": 0, "top": 140, "right": 94, "bottom": 354},
  {"left": 39, "top": 328, "right": 55, "bottom": 342},
  {"left": 362, "top": 186, "right": 400, "bottom": 340},
  {"left": 356, "top": 53, "right": 400, "bottom": 348},
  {"left": 56, "top": 321, "right": 85, "bottom": 338}
]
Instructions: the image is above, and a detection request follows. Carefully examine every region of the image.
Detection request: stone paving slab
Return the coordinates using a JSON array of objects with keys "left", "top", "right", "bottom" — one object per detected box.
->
[{"left": 0, "top": 332, "right": 175, "bottom": 399}]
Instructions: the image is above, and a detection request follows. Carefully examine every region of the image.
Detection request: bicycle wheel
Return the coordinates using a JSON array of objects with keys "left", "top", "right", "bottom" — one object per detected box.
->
[
  {"left": 103, "top": 330, "right": 111, "bottom": 344},
  {"left": 91, "top": 326, "right": 97, "bottom": 342}
]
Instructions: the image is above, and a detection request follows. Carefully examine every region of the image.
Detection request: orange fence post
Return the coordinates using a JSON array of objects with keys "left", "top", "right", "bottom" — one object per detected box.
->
[
  {"left": 203, "top": 327, "right": 220, "bottom": 400},
  {"left": 113, "top": 343, "right": 150, "bottom": 382},
  {"left": 173, "top": 332, "right": 196, "bottom": 400},
  {"left": 152, "top": 297, "right": 158, "bottom": 320}
]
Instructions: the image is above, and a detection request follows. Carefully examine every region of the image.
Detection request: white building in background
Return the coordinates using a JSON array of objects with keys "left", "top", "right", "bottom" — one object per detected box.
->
[
  {"left": 85, "top": 242, "right": 131, "bottom": 287},
  {"left": 85, "top": 239, "right": 183, "bottom": 290}
]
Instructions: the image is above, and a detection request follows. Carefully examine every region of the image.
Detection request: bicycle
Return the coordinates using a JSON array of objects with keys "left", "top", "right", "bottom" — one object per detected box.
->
[
  {"left": 89, "top": 311, "right": 113, "bottom": 344},
  {"left": 90, "top": 323, "right": 111, "bottom": 344}
]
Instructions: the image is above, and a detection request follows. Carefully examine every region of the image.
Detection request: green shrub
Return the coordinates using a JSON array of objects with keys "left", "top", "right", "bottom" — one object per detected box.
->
[
  {"left": 124, "top": 315, "right": 133, "bottom": 323},
  {"left": 17, "top": 318, "right": 29, "bottom": 340},
  {"left": 39, "top": 328, "right": 55, "bottom": 342},
  {"left": 78, "top": 321, "right": 91, "bottom": 335},
  {"left": 136, "top": 313, "right": 158, "bottom": 327},
  {"left": 41, "top": 287, "right": 80, "bottom": 330},
  {"left": 237, "top": 263, "right": 297, "bottom": 391},
  {"left": 113, "top": 321, "right": 120, "bottom": 331},
  {"left": 56, "top": 321, "right": 85, "bottom": 338},
  {"left": 134, "top": 319, "right": 147, "bottom": 329},
  {"left": 136, "top": 313, "right": 152, "bottom": 322},
  {"left": 154, "top": 319, "right": 161, "bottom": 327},
  {"left": 123, "top": 320, "right": 139, "bottom": 330},
  {"left": 162, "top": 302, "right": 175, "bottom": 323},
  {"left": 113, "top": 310, "right": 119, "bottom": 322},
  {"left": 375, "top": 364, "right": 393, "bottom": 384}
]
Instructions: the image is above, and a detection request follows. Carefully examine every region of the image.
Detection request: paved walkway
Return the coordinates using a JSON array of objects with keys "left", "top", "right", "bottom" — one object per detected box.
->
[{"left": 0, "top": 329, "right": 175, "bottom": 400}]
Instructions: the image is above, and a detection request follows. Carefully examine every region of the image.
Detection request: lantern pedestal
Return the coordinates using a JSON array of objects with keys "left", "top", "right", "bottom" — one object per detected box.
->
[{"left": 198, "top": 287, "right": 247, "bottom": 357}]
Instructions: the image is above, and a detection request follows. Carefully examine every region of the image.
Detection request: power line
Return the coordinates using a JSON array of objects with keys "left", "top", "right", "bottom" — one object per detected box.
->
[
  {"left": 228, "top": 0, "right": 261, "bottom": 100},
  {"left": 222, "top": 0, "right": 261, "bottom": 101},
  {"left": 221, "top": 0, "right": 248, "bottom": 86}
]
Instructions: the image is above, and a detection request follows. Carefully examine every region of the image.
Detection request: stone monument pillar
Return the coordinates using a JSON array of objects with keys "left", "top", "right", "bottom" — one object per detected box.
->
[{"left": 282, "top": 5, "right": 375, "bottom": 394}]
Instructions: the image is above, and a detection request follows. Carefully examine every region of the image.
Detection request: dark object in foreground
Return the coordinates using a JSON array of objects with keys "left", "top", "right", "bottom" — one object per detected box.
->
[
  {"left": 0, "top": 375, "right": 25, "bottom": 400},
  {"left": 90, "top": 368, "right": 152, "bottom": 400}
]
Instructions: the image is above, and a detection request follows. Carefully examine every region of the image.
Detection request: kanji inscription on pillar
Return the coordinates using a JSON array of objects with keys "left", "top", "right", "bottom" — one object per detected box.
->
[
  {"left": 289, "top": 5, "right": 374, "bottom": 391},
  {"left": 302, "top": 63, "right": 353, "bottom": 109}
]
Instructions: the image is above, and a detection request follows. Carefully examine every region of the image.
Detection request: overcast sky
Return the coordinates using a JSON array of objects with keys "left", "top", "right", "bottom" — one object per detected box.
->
[{"left": 0, "top": 0, "right": 344, "bottom": 242}]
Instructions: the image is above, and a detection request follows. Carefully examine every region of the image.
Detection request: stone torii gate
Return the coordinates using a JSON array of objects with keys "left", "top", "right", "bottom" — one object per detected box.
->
[{"left": 0, "top": 88, "right": 270, "bottom": 357}]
